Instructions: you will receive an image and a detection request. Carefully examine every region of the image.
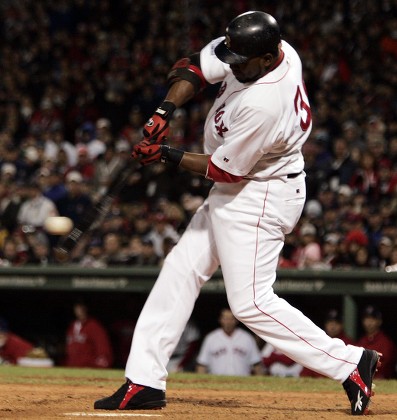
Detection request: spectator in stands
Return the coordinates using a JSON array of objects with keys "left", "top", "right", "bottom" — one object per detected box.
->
[
  {"left": 65, "top": 301, "right": 113, "bottom": 368},
  {"left": 327, "top": 137, "right": 357, "bottom": 191},
  {"left": 120, "top": 105, "right": 144, "bottom": 146},
  {"left": 143, "top": 212, "right": 180, "bottom": 259},
  {"left": 101, "top": 232, "right": 128, "bottom": 266},
  {"left": 317, "top": 233, "right": 341, "bottom": 270},
  {"left": 79, "top": 238, "right": 106, "bottom": 268},
  {"left": 135, "top": 238, "right": 160, "bottom": 266},
  {"left": 372, "top": 236, "right": 394, "bottom": 269},
  {"left": 17, "top": 182, "right": 58, "bottom": 229},
  {"left": 56, "top": 171, "right": 93, "bottom": 226},
  {"left": 0, "top": 182, "right": 28, "bottom": 235},
  {"left": 356, "top": 305, "right": 397, "bottom": 379},
  {"left": 27, "top": 235, "right": 54, "bottom": 266},
  {"left": 350, "top": 151, "right": 379, "bottom": 200},
  {"left": 0, "top": 317, "right": 34, "bottom": 364},
  {"left": 76, "top": 119, "right": 113, "bottom": 162},
  {"left": 353, "top": 245, "right": 371, "bottom": 268},
  {"left": 40, "top": 169, "right": 67, "bottom": 205},
  {"left": 43, "top": 127, "right": 77, "bottom": 168},
  {"left": 122, "top": 235, "right": 143, "bottom": 265},
  {"left": 67, "top": 146, "right": 95, "bottom": 183},
  {"left": 0, "top": 236, "right": 27, "bottom": 266},
  {"left": 301, "top": 309, "right": 354, "bottom": 377},
  {"left": 196, "top": 308, "right": 262, "bottom": 376},
  {"left": 294, "top": 223, "right": 322, "bottom": 269},
  {"left": 335, "top": 229, "right": 369, "bottom": 268}
]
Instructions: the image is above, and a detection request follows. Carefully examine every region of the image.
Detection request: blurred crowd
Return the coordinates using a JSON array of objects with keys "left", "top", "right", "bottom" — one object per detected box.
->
[{"left": 0, "top": 0, "right": 397, "bottom": 269}]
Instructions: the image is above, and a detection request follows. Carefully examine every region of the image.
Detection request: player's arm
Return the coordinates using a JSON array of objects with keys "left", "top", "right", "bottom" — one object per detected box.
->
[
  {"left": 139, "top": 53, "right": 206, "bottom": 145},
  {"left": 132, "top": 145, "right": 244, "bottom": 183}
]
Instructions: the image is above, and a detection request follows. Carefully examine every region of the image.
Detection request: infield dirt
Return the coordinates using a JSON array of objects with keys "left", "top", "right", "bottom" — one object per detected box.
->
[{"left": 1, "top": 381, "right": 397, "bottom": 419}]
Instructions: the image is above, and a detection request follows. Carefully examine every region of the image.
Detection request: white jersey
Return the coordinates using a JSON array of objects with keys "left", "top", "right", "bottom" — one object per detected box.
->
[
  {"left": 196, "top": 327, "right": 261, "bottom": 376},
  {"left": 200, "top": 38, "right": 311, "bottom": 179}
]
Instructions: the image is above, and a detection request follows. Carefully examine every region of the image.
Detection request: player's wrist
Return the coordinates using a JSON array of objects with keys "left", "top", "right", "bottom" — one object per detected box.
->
[
  {"left": 160, "top": 145, "right": 184, "bottom": 165},
  {"left": 154, "top": 101, "right": 176, "bottom": 120}
]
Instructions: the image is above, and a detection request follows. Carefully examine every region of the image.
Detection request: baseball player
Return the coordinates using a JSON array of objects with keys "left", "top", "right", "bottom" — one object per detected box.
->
[
  {"left": 196, "top": 308, "right": 262, "bottom": 376},
  {"left": 94, "top": 11, "right": 380, "bottom": 415}
]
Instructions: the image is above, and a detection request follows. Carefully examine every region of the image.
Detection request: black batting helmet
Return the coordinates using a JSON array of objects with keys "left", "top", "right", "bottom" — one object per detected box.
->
[{"left": 215, "top": 11, "right": 281, "bottom": 64}]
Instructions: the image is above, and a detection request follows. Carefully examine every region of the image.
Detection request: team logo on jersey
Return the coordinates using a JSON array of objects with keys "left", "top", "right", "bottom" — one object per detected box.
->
[
  {"left": 217, "top": 82, "right": 227, "bottom": 98},
  {"left": 146, "top": 118, "right": 154, "bottom": 127},
  {"left": 223, "top": 157, "right": 229, "bottom": 162},
  {"left": 214, "top": 102, "right": 228, "bottom": 137}
]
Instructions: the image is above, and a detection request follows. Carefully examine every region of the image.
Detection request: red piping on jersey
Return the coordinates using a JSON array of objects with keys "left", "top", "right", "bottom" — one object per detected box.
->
[
  {"left": 206, "top": 158, "right": 244, "bottom": 183},
  {"left": 252, "top": 187, "right": 356, "bottom": 367}
]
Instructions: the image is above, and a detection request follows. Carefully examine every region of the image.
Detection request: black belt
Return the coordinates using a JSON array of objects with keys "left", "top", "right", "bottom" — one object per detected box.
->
[{"left": 287, "top": 172, "right": 302, "bottom": 179}]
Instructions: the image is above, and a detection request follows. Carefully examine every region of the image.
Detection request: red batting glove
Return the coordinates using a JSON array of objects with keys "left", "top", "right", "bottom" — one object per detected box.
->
[
  {"left": 132, "top": 143, "right": 162, "bottom": 165},
  {"left": 131, "top": 138, "right": 150, "bottom": 160},
  {"left": 143, "top": 101, "right": 176, "bottom": 144}
]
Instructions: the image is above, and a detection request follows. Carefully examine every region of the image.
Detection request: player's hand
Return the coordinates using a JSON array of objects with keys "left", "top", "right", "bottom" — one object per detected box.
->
[
  {"left": 143, "top": 101, "right": 176, "bottom": 144},
  {"left": 132, "top": 143, "right": 163, "bottom": 165}
]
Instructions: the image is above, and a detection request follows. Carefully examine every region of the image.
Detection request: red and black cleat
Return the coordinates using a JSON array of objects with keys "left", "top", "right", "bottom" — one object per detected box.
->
[
  {"left": 94, "top": 379, "right": 166, "bottom": 410},
  {"left": 343, "top": 349, "right": 381, "bottom": 415}
]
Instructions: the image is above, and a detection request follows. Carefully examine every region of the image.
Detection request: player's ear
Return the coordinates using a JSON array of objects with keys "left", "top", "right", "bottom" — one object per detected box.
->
[{"left": 259, "top": 53, "right": 274, "bottom": 70}]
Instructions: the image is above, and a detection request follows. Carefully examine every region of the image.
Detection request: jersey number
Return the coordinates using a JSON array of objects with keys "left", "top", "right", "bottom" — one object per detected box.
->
[{"left": 294, "top": 85, "right": 312, "bottom": 131}]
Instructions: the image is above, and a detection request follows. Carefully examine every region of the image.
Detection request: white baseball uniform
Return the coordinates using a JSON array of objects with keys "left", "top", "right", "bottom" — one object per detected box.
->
[
  {"left": 126, "top": 39, "right": 363, "bottom": 390},
  {"left": 196, "top": 327, "right": 261, "bottom": 376}
]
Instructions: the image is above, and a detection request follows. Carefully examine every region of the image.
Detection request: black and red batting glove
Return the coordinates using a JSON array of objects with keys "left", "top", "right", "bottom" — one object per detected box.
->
[
  {"left": 132, "top": 143, "right": 184, "bottom": 166},
  {"left": 132, "top": 143, "right": 162, "bottom": 165},
  {"left": 143, "top": 101, "right": 176, "bottom": 144}
]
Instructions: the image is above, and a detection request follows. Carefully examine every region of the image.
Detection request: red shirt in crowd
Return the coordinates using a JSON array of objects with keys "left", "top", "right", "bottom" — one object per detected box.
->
[
  {"left": 65, "top": 317, "right": 113, "bottom": 368},
  {"left": 0, "top": 333, "right": 34, "bottom": 364},
  {"left": 356, "top": 331, "right": 397, "bottom": 379}
]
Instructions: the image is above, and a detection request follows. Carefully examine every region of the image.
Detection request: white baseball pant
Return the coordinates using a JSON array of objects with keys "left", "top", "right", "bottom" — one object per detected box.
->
[{"left": 126, "top": 174, "right": 362, "bottom": 390}]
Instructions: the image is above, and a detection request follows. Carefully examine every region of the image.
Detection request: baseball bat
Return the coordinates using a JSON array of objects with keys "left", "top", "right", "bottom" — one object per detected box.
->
[{"left": 54, "top": 162, "right": 135, "bottom": 260}]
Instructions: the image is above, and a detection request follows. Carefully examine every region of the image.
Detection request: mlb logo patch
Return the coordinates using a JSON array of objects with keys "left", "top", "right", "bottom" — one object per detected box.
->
[{"left": 223, "top": 157, "right": 229, "bottom": 162}]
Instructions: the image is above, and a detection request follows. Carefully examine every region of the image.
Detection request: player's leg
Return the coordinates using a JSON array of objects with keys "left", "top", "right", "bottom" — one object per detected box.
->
[
  {"left": 210, "top": 178, "right": 363, "bottom": 382},
  {"left": 94, "top": 199, "right": 220, "bottom": 410},
  {"left": 125, "top": 199, "right": 219, "bottom": 390}
]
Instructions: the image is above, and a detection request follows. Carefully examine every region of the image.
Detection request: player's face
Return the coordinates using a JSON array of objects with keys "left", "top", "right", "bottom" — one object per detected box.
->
[
  {"left": 219, "top": 309, "right": 238, "bottom": 335},
  {"left": 230, "top": 55, "right": 271, "bottom": 83}
]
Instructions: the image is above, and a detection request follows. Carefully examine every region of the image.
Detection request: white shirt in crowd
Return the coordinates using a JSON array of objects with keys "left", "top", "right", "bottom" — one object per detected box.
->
[{"left": 196, "top": 327, "right": 261, "bottom": 376}]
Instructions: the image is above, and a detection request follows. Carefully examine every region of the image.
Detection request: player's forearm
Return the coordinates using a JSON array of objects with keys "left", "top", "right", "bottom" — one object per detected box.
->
[
  {"left": 164, "top": 80, "right": 196, "bottom": 108},
  {"left": 179, "top": 152, "right": 210, "bottom": 176}
]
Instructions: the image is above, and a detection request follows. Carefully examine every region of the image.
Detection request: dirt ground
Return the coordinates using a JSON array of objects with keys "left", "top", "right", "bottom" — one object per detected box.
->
[{"left": 0, "top": 382, "right": 397, "bottom": 420}]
